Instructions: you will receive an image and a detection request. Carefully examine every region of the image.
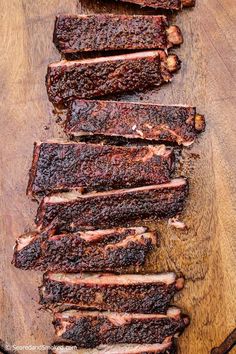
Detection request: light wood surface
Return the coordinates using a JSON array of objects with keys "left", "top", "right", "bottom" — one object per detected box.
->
[{"left": 0, "top": 1, "right": 236, "bottom": 353}]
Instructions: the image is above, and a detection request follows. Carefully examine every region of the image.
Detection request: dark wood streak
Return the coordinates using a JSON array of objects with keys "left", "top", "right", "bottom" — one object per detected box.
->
[{"left": 211, "top": 329, "right": 236, "bottom": 354}]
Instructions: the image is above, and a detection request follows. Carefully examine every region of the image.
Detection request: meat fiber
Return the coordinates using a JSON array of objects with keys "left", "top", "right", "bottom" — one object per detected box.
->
[
  {"left": 46, "top": 51, "right": 181, "bottom": 105},
  {"left": 119, "top": 0, "right": 195, "bottom": 10},
  {"left": 65, "top": 99, "right": 205, "bottom": 146},
  {"left": 13, "top": 227, "right": 156, "bottom": 272},
  {"left": 53, "top": 308, "right": 189, "bottom": 347},
  {"left": 53, "top": 14, "right": 183, "bottom": 53},
  {"left": 35, "top": 178, "right": 188, "bottom": 232},
  {"left": 49, "top": 337, "right": 176, "bottom": 353},
  {"left": 39, "top": 272, "right": 184, "bottom": 313},
  {"left": 27, "top": 141, "right": 174, "bottom": 198}
]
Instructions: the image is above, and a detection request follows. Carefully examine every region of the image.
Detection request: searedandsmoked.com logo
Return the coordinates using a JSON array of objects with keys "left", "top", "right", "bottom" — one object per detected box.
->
[{"left": 5, "top": 344, "right": 77, "bottom": 352}]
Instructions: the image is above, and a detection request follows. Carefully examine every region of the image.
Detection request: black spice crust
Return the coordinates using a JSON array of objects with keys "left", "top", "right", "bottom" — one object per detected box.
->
[
  {"left": 119, "top": 0, "right": 182, "bottom": 10},
  {"left": 65, "top": 99, "right": 204, "bottom": 145},
  {"left": 13, "top": 229, "right": 156, "bottom": 272},
  {"left": 53, "top": 14, "right": 174, "bottom": 53},
  {"left": 36, "top": 180, "right": 188, "bottom": 232},
  {"left": 39, "top": 276, "right": 182, "bottom": 314},
  {"left": 46, "top": 51, "right": 180, "bottom": 105},
  {"left": 53, "top": 312, "right": 189, "bottom": 347},
  {"left": 27, "top": 142, "right": 173, "bottom": 197}
]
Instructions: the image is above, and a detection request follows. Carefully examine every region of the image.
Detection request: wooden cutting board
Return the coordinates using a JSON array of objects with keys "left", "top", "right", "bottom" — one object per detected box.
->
[{"left": 0, "top": 1, "right": 236, "bottom": 353}]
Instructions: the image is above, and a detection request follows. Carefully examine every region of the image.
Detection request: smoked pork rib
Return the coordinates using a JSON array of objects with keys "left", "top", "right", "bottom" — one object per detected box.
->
[
  {"left": 39, "top": 272, "right": 184, "bottom": 313},
  {"left": 46, "top": 51, "right": 180, "bottom": 105},
  {"left": 49, "top": 338, "right": 176, "bottom": 354},
  {"left": 36, "top": 178, "right": 188, "bottom": 232},
  {"left": 65, "top": 99, "right": 205, "bottom": 146},
  {"left": 53, "top": 14, "right": 183, "bottom": 53},
  {"left": 119, "top": 0, "right": 195, "bottom": 10},
  {"left": 27, "top": 141, "right": 174, "bottom": 197},
  {"left": 13, "top": 227, "right": 156, "bottom": 272},
  {"left": 53, "top": 308, "right": 189, "bottom": 347}
]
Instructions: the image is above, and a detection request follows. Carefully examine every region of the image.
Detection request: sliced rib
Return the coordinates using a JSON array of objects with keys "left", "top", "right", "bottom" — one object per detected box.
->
[
  {"left": 65, "top": 99, "right": 205, "bottom": 146},
  {"left": 49, "top": 338, "right": 175, "bottom": 353},
  {"left": 46, "top": 51, "right": 181, "bottom": 105},
  {"left": 53, "top": 308, "right": 189, "bottom": 347},
  {"left": 119, "top": 0, "right": 195, "bottom": 10},
  {"left": 36, "top": 178, "right": 188, "bottom": 232},
  {"left": 53, "top": 14, "right": 183, "bottom": 53},
  {"left": 27, "top": 141, "right": 174, "bottom": 198},
  {"left": 39, "top": 272, "right": 184, "bottom": 313},
  {"left": 13, "top": 227, "right": 156, "bottom": 272}
]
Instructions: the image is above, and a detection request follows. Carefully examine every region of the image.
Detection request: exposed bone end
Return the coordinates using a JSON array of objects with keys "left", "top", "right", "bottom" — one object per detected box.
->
[
  {"left": 175, "top": 277, "right": 185, "bottom": 290},
  {"left": 195, "top": 114, "right": 205, "bottom": 132},
  {"left": 166, "top": 307, "right": 181, "bottom": 319},
  {"left": 183, "top": 315, "right": 191, "bottom": 326},
  {"left": 166, "top": 54, "right": 181, "bottom": 73},
  {"left": 182, "top": 0, "right": 196, "bottom": 7},
  {"left": 167, "top": 26, "right": 183, "bottom": 46}
]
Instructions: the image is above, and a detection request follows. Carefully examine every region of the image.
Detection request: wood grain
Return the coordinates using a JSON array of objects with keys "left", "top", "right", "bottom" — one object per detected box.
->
[{"left": 0, "top": 1, "right": 235, "bottom": 353}]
